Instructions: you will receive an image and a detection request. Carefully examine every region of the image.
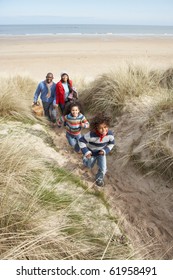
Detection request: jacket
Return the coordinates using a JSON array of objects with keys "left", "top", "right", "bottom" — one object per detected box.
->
[
  {"left": 56, "top": 80, "right": 73, "bottom": 105},
  {"left": 34, "top": 81, "right": 56, "bottom": 104},
  {"left": 79, "top": 130, "right": 115, "bottom": 156}
]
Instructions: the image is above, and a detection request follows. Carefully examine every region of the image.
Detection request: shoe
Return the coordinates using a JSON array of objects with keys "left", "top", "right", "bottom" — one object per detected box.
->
[{"left": 96, "top": 179, "right": 104, "bottom": 187}]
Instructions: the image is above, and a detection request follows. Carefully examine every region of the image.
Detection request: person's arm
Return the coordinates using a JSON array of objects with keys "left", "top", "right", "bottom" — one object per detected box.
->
[
  {"left": 72, "top": 87, "right": 78, "bottom": 99},
  {"left": 78, "top": 132, "right": 92, "bottom": 156},
  {"left": 101, "top": 133, "right": 115, "bottom": 155},
  {"left": 56, "top": 83, "right": 59, "bottom": 105},
  {"left": 52, "top": 85, "right": 56, "bottom": 106},
  {"left": 81, "top": 116, "right": 89, "bottom": 128},
  {"left": 57, "top": 115, "right": 66, "bottom": 127},
  {"left": 33, "top": 83, "right": 41, "bottom": 103}
]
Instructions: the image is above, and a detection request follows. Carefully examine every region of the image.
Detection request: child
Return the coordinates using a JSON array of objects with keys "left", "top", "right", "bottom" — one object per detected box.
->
[
  {"left": 57, "top": 102, "right": 89, "bottom": 152},
  {"left": 78, "top": 114, "right": 115, "bottom": 187}
]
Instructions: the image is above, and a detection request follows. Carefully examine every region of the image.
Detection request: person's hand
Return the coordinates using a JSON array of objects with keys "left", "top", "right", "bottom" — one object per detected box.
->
[
  {"left": 86, "top": 153, "right": 92, "bottom": 159},
  {"left": 81, "top": 123, "right": 85, "bottom": 128},
  {"left": 32, "top": 102, "right": 37, "bottom": 106},
  {"left": 57, "top": 120, "right": 62, "bottom": 128},
  {"left": 53, "top": 104, "right": 58, "bottom": 109},
  {"left": 98, "top": 150, "right": 104, "bottom": 155}
]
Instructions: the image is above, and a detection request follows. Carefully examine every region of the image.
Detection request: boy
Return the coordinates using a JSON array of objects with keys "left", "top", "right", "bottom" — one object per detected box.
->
[{"left": 79, "top": 114, "right": 115, "bottom": 187}]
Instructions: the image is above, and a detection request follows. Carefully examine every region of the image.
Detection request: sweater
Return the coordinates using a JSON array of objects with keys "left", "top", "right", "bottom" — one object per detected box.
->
[
  {"left": 58, "top": 113, "right": 89, "bottom": 136},
  {"left": 78, "top": 130, "right": 115, "bottom": 156},
  {"left": 33, "top": 81, "right": 56, "bottom": 104}
]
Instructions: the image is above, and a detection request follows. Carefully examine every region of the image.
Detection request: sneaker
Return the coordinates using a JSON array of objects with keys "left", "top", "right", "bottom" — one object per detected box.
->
[{"left": 96, "top": 179, "right": 104, "bottom": 187}]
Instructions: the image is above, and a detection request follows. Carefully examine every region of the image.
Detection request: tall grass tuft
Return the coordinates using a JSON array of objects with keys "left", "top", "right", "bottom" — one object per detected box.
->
[
  {"left": 80, "top": 64, "right": 162, "bottom": 119},
  {"left": 0, "top": 75, "right": 37, "bottom": 122},
  {"left": 0, "top": 131, "right": 131, "bottom": 259},
  {"left": 159, "top": 68, "right": 173, "bottom": 89}
]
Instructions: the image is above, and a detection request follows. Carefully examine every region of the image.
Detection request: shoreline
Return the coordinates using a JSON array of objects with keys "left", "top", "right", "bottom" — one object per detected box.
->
[{"left": 1, "top": 34, "right": 173, "bottom": 38}]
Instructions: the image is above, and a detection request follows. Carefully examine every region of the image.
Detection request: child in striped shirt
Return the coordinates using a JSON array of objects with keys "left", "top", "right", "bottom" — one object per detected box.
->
[
  {"left": 57, "top": 102, "right": 89, "bottom": 152},
  {"left": 78, "top": 114, "right": 115, "bottom": 187}
]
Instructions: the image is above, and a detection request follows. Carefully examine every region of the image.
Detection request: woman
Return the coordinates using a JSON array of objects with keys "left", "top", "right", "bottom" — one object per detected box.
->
[{"left": 56, "top": 71, "right": 78, "bottom": 114}]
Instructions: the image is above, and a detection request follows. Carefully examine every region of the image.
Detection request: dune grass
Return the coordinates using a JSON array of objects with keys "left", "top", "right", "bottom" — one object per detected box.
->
[
  {"left": 1, "top": 65, "right": 173, "bottom": 260},
  {"left": 80, "top": 64, "right": 164, "bottom": 119},
  {"left": 0, "top": 75, "right": 37, "bottom": 122},
  {"left": 80, "top": 64, "right": 173, "bottom": 182},
  {"left": 0, "top": 72, "right": 139, "bottom": 260},
  {"left": 0, "top": 125, "right": 131, "bottom": 260}
]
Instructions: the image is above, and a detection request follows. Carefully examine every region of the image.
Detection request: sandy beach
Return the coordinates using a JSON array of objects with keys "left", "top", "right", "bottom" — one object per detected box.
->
[{"left": 0, "top": 35, "right": 173, "bottom": 81}]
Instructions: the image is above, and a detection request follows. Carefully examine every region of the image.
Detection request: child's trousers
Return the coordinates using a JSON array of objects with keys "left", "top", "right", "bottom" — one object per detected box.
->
[
  {"left": 66, "top": 132, "right": 81, "bottom": 152},
  {"left": 83, "top": 154, "right": 107, "bottom": 180}
]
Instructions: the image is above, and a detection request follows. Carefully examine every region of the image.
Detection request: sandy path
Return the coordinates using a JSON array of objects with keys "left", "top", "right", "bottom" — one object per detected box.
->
[{"left": 49, "top": 123, "right": 173, "bottom": 260}]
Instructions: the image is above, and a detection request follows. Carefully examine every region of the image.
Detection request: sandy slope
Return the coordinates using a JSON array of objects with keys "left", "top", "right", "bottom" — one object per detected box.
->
[{"left": 50, "top": 119, "right": 173, "bottom": 260}]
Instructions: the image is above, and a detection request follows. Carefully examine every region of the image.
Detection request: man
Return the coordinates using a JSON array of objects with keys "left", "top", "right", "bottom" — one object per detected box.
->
[{"left": 33, "top": 73, "right": 56, "bottom": 124}]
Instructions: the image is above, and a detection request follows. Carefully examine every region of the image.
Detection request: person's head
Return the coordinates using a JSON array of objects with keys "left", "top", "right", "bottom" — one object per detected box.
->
[
  {"left": 70, "top": 102, "right": 81, "bottom": 117},
  {"left": 46, "top": 72, "right": 54, "bottom": 84},
  {"left": 90, "top": 114, "right": 111, "bottom": 135},
  {"left": 61, "top": 71, "right": 69, "bottom": 83}
]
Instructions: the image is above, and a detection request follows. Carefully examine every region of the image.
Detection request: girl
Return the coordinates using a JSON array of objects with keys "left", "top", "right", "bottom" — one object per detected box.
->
[
  {"left": 57, "top": 102, "right": 89, "bottom": 153},
  {"left": 78, "top": 114, "right": 115, "bottom": 187}
]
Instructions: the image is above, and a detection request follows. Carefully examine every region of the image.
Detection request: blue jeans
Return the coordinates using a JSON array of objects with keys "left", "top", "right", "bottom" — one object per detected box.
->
[
  {"left": 83, "top": 154, "right": 107, "bottom": 180},
  {"left": 66, "top": 132, "right": 81, "bottom": 152},
  {"left": 59, "top": 104, "right": 65, "bottom": 114}
]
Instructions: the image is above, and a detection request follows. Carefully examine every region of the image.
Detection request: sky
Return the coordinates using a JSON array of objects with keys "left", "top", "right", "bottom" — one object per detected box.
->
[{"left": 0, "top": 0, "right": 173, "bottom": 25}]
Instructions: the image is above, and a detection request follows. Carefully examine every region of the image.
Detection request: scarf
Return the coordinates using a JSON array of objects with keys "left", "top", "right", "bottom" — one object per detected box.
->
[
  {"left": 45, "top": 81, "right": 53, "bottom": 98},
  {"left": 95, "top": 130, "right": 107, "bottom": 142}
]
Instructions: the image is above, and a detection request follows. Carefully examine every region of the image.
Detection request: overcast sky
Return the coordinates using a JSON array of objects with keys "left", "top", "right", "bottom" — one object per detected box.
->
[{"left": 0, "top": 0, "right": 173, "bottom": 25}]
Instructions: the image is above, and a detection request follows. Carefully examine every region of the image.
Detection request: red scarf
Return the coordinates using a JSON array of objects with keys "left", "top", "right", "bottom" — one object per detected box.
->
[{"left": 95, "top": 130, "right": 107, "bottom": 142}]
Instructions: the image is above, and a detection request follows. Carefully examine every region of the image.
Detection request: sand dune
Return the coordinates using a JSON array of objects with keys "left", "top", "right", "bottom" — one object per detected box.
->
[{"left": 1, "top": 35, "right": 173, "bottom": 259}]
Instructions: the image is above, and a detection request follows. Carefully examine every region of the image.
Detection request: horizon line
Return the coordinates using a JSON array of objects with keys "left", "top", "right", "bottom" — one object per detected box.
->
[{"left": 1, "top": 23, "right": 173, "bottom": 27}]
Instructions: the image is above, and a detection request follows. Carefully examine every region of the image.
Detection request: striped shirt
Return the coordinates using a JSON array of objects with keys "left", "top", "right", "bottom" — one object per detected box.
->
[
  {"left": 58, "top": 113, "right": 89, "bottom": 136},
  {"left": 79, "top": 130, "right": 115, "bottom": 156}
]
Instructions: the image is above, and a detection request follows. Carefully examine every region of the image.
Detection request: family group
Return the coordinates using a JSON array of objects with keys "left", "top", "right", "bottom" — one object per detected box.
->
[{"left": 33, "top": 72, "right": 115, "bottom": 187}]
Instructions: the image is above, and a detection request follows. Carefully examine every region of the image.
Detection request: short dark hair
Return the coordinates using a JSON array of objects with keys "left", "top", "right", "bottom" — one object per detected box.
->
[
  {"left": 70, "top": 101, "right": 81, "bottom": 111},
  {"left": 64, "top": 101, "right": 84, "bottom": 115},
  {"left": 90, "top": 113, "right": 111, "bottom": 131},
  {"left": 46, "top": 72, "right": 53, "bottom": 78}
]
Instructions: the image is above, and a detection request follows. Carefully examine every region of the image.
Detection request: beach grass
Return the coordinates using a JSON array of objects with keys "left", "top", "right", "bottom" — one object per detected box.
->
[
  {"left": 0, "top": 75, "right": 37, "bottom": 122},
  {"left": 0, "top": 130, "right": 132, "bottom": 260},
  {"left": 0, "top": 75, "right": 131, "bottom": 260},
  {"left": 1, "top": 64, "right": 173, "bottom": 260},
  {"left": 80, "top": 64, "right": 173, "bottom": 182},
  {"left": 80, "top": 64, "right": 164, "bottom": 119}
]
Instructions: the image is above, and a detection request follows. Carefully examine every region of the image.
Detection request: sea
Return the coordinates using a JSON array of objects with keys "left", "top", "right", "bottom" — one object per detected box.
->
[{"left": 0, "top": 24, "right": 173, "bottom": 37}]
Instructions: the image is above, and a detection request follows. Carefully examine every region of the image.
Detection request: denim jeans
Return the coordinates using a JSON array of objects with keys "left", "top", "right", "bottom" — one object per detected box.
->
[
  {"left": 66, "top": 132, "right": 81, "bottom": 152},
  {"left": 83, "top": 154, "right": 107, "bottom": 180},
  {"left": 59, "top": 101, "right": 70, "bottom": 115},
  {"left": 59, "top": 104, "right": 65, "bottom": 114},
  {"left": 42, "top": 102, "right": 56, "bottom": 123}
]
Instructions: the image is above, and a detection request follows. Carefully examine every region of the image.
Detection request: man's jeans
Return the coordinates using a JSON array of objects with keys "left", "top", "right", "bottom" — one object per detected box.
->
[
  {"left": 66, "top": 132, "right": 81, "bottom": 152},
  {"left": 83, "top": 154, "right": 107, "bottom": 180},
  {"left": 42, "top": 102, "right": 56, "bottom": 123}
]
